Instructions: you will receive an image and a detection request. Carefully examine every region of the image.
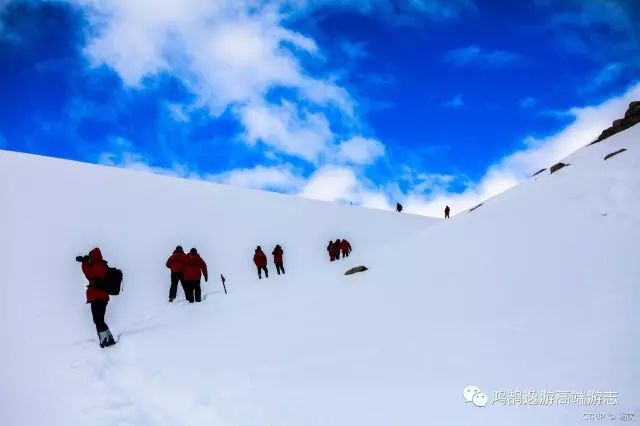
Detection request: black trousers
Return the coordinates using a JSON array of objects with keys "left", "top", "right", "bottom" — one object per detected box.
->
[
  {"left": 169, "top": 272, "right": 184, "bottom": 300},
  {"left": 342, "top": 251, "right": 349, "bottom": 258},
  {"left": 275, "top": 263, "right": 285, "bottom": 275},
  {"left": 335, "top": 251, "right": 341, "bottom": 259},
  {"left": 91, "top": 300, "right": 109, "bottom": 333},
  {"left": 183, "top": 280, "right": 202, "bottom": 303},
  {"left": 257, "top": 266, "right": 269, "bottom": 278}
]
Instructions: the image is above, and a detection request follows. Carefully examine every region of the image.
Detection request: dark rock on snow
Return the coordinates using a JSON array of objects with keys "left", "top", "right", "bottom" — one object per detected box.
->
[
  {"left": 550, "top": 162, "right": 569, "bottom": 174},
  {"left": 345, "top": 266, "right": 368, "bottom": 276},
  {"left": 604, "top": 148, "right": 627, "bottom": 161},
  {"left": 592, "top": 101, "right": 640, "bottom": 144},
  {"left": 469, "top": 203, "right": 483, "bottom": 212},
  {"left": 532, "top": 168, "right": 546, "bottom": 177}
]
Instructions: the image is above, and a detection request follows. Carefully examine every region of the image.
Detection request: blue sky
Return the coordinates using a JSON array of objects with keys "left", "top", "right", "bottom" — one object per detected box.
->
[{"left": 1, "top": 0, "right": 639, "bottom": 215}]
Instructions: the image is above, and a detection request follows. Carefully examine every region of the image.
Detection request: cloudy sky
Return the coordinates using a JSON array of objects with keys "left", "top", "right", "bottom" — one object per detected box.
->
[{"left": 1, "top": 0, "right": 639, "bottom": 216}]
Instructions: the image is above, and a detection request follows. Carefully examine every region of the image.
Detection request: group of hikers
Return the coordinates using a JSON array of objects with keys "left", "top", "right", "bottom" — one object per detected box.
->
[
  {"left": 327, "top": 238, "right": 352, "bottom": 261},
  {"left": 166, "top": 246, "right": 208, "bottom": 303},
  {"left": 77, "top": 201, "right": 455, "bottom": 349},
  {"left": 77, "top": 241, "right": 335, "bottom": 347},
  {"left": 252, "top": 245, "right": 285, "bottom": 279},
  {"left": 77, "top": 204, "right": 455, "bottom": 349},
  {"left": 397, "top": 202, "right": 451, "bottom": 219}
]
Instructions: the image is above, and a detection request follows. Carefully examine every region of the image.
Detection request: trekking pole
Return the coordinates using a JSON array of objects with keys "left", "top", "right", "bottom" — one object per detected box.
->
[{"left": 220, "top": 274, "right": 227, "bottom": 295}]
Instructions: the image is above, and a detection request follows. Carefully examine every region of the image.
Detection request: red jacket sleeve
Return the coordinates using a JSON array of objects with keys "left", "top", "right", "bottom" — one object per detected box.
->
[{"left": 200, "top": 258, "right": 208, "bottom": 281}]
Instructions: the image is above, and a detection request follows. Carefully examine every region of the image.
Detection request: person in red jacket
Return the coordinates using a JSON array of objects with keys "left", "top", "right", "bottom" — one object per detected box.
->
[
  {"left": 183, "top": 248, "right": 208, "bottom": 303},
  {"left": 253, "top": 246, "right": 269, "bottom": 279},
  {"left": 340, "top": 239, "right": 352, "bottom": 257},
  {"left": 166, "top": 245, "right": 186, "bottom": 302},
  {"left": 445, "top": 205, "right": 451, "bottom": 219},
  {"left": 77, "top": 247, "right": 115, "bottom": 348},
  {"left": 272, "top": 244, "right": 285, "bottom": 275},
  {"left": 327, "top": 240, "right": 337, "bottom": 261},
  {"left": 334, "top": 239, "right": 342, "bottom": 260}
]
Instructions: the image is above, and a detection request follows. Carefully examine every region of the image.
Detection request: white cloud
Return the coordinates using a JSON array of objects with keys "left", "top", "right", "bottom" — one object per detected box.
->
[
  {"left": 240, "top": 100, "right": 333, "bottom": 163},
  {"left": 71, "top": 0, "right": 352, "bottom": 165},
  {"left": 443, "top": 45, "right": 526, "bottom": 68},
  {"left": 97, "top": 137, "right": 197, "bottom": 178},
  {"left": 299, "top": 166, "right": 391, "bottom": 209},
  {"left": 208, "top": 165, "right": 303, "bottom": 192},
  {"left": 581, "top": 63, "right": 624, "bottom": 93},
  {"left": 336, "top": 136, "right": 385, "bottom": 165}
]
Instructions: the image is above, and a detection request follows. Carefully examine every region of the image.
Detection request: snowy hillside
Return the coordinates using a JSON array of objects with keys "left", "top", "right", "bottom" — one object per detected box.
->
[{"left": 1, "top": 124, "right": 639, "bottom": 426}]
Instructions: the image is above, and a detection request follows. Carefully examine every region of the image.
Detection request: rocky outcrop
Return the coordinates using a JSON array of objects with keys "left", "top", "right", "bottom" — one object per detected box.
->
[
  {"left": 550, "top": 162, "right": 569, "bottom": 174},
  {"left": 604, "top": 148, "right": 627, "bottom": 161},
  {"left": 592, "top": 101, "right": 640, "bottom": 144},
  {"left": 469, "top": 203, "right": 483, "bottom": 212},
  {"left": 345, "top": 266, "right": 368, "bottom": 276}
]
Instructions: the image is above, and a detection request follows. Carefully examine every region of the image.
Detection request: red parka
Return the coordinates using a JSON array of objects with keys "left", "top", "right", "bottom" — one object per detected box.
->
[
  {"left": 272, "top": 246, "right": 284, "bottom": 264},
  {"left": 82, "top": 248, "right": 110, "bottom": 303},
  {"left": 327, "top": 241, "right": 337, "bottom": 261},
  {"left": 166, "top": 249, "right": 187, "bottom": 272},
  {"left": 254, "top": 248, "right": 268, "bottom": 267},
  {"left": 340, "top": 239, "right": 352, "bottom": 254},
  {"left": 184, "top": 253, "right": 208, "bottom": 282}
]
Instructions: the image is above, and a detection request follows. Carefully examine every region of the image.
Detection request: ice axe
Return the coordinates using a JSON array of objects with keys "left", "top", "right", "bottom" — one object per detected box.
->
[{"left": 220, "top": 274, "right": 227, "bottom": 295}]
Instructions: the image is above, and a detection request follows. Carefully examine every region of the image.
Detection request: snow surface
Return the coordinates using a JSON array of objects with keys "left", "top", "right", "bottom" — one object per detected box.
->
[{"left": 1, "top": 125, "right": 639, "bottom": 426}]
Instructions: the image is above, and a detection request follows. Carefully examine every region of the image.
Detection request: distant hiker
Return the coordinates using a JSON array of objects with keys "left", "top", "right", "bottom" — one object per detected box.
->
[
  {"left": 340, "top": 239, "right": 352, "bottom": 258},
  {"left": 77, "top": 248, "right": 116, "bottom": 348},
  {"left": 396, "top": 203, "right": 403, "bottom": 212},
  {"left": 327, "top": 240, "right": 337, "bottom": 261},
  {"left": 183, "top": 248, "right": 208, "bottom": 303},
  {"left": 166, "top": 245, "right": 186, "bottom": 302},
  {"left": 334, "top": 239, "right": 342, "bottom": 260},
  {"left": 445, "top": 205, "right": 450, "bottom": 219},
  {"left": 254, "top": 246, "right": 269, "bottom": 279},
  {"left": 272, "top": 244, "right": 285, "bottom": 275}
]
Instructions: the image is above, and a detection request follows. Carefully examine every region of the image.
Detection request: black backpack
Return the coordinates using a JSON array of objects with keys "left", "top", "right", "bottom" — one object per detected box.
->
[{"left": 97, "top": 266, "right": 123, "bottom": 295}]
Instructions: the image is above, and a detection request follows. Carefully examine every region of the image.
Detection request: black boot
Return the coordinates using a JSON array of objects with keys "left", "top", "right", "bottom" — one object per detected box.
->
[{"left": 98, "top": 330, "right": 116, "bottom": 348}]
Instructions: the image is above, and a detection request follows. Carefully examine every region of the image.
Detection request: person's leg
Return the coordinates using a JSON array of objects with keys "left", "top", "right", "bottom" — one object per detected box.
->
[
  {"left": 183, "top": 281, "right": 194, "bottom": 303},
  {"left": 264, "top": 266, "right": 269, "bottom": 278},
  {"left": 169, "top": 273, "right": 179, "bottom": 301},
  {"left": 276, "top": 264, "right": 281, "bottom": 275},
  {"left": 280, "top": 263, "right": 285, "bottom": 274},
  {"left": 194, "top": 281, "right": 202, "bottom": 302},
  {"left": 91, "top": 300, "right": 109, "bottom": 333},
  {"left": 92, "top": 300, "right": 115, "bottom": 347},
  {"left": 257, "top": 266, "right": 262, "bottom": 279}
]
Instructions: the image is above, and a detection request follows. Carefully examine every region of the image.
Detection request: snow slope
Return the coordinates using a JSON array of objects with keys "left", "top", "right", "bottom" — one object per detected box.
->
[{"left": 0, "top": 124, "right": 639, "bottom": 426}]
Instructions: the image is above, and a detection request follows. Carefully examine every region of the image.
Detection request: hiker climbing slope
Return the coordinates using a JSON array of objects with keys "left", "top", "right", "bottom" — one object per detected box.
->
[
  {"left": 254, "top": 246, "right": 269, "bottom": 279},
  {"left": 183, "top": 248, "right": 208, "bottom": 303},
  {"left": 166, "top": 245, "right": 186, "bottom": 302},
  {"left": 272, "top": 244, "right": 285, "bottom": 275},
  {"left": 77, "top": 247, "right": 116, "bottom": 348}
]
